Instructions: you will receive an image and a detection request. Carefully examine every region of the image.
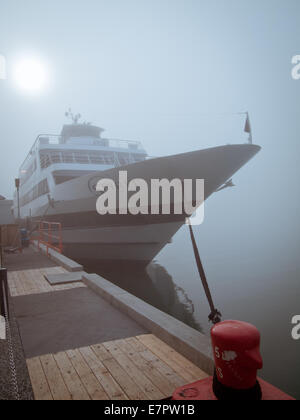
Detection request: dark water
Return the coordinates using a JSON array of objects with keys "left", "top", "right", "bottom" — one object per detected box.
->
[{"left": 84, "top": 224, "right": 300, "bottom": 400}]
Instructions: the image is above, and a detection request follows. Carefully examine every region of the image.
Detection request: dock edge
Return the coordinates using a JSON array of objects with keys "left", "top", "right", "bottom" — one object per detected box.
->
[{"left": 83, "top": 272, "right": 214, "bottom": 376}]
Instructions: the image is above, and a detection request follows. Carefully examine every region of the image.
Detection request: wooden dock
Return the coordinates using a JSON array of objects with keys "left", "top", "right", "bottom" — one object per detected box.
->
[
  {"left": 2, "top": 247, "right": 208, "bottom": 400},
  {"left": 27, "top": 335, "right": 208, "bottom": 401}
]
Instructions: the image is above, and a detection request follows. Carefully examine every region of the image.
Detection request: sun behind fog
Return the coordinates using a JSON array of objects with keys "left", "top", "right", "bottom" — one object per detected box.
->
[{"left": 13, "top": 57, "right": 48, "bottom": 94}]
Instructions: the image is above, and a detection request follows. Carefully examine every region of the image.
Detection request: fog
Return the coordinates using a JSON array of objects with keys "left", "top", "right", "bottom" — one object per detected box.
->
[{"left": 1, "top": 0, "right": 300, "bottom": 398}]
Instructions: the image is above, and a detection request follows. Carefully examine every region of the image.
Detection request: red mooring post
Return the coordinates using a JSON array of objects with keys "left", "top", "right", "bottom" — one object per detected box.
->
[{"left": 172, "top": 320, "right": 295, "bottom": 400}]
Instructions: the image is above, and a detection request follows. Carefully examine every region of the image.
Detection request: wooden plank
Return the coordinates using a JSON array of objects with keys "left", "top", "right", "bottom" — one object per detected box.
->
[
  {"left": 31, "top": 269, "right": 52, "bottom": 293},
  {"left": 12, "top": 271, "right": 27, "bottom": 296},
  {"left": 9, "top": 270, "right": 39, "bottom": 296},
  {"left": 125, "top": 336, "right": 192, "bottom": 387},
  {"left": 26, "top": 357, "right": 53, "bottom": 401},
  {"left": 14, "top": 271, "right": 28, "bottom": 295},
  {"left": 116, "top": 339, "right": 175, "bottom": 397},
  {"left": 22, "top": 270, "right": 40, "bottom": 295},
  {"left": 151, "top": 335, "right": 209, "bottom": 379},
  {"left": 139, "top": 348, "right": 187, "bottom": 389},
  {"left": 7, "top": 272, "right": 17, "bottom": 297},
  {"left": 91, "top": 343, "right": 112, "bottom": 362},
  {"left": 137, "top": 335, "right": 208, "bottom": 383},
  {"left": 53, "top": 352, "right": 90, "bottom": 400},
  {"left": 124, "top": 336, "right": 147, "bottom": 352},
  {"left": 66, "top": 349, "right": 109, "bottom": 400},
  {"left": 20, "top": 269, "right": 44, "bottom": 295},
  {"left": 79, "top": 347, "right": 128, "bottom": 400},
  {"left": 40, "top": 354, "right": 72, "bottom": 400},
  {"left": 23, "top": 270, "right": 39, "bottom": 294},
  {"left": 103, "top": 341, "right": 165, "bottom": 400},
  {"left": 91, "top": 344, "right": 148, "bottom": 400}
]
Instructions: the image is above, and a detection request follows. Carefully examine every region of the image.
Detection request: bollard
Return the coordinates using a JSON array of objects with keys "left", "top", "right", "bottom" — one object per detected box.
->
[
  {"left": 172, "top": 319, "right": 295, "bottom": 400},
  {"left": 211, "top": 320, "right": 263, "bottom": 400},
  {"left": 0, "top": 268, "right": 9, "bottom": 319}
]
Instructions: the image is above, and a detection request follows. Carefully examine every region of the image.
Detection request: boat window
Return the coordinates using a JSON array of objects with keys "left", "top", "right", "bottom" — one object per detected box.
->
[
  {"left": 39, "top": 149, "right": 145, "bottom": 168},
  {"left": 103, "top": 154, "right": 114, "bottom": 164},
  {"left": 133, "top": 154, "right": 146, "bottom": 162},
  {"left": 20, "top": 159, "right": 37, "bottom": 185},
  {"left": 54, "top": 175, "right": 78, "bottom": 185},
  {"left": 20, "top": 179, "right": 49, "bottom": 207},
  {"left": 117, "top": 153, "right": 131, "bottom": 165},
  {"left": 51, "top": 152, "right": 62, "bottom": 164},
  {"left": 74, "top": 151, "right": 89, "bottom": 164},
  {"left": 90, "top": 151, "right": 106, "bottom": 164},
  {"left": 62, "top": 151, "right": 75, "bottom": 163},
  {"left": 40, "top": 152, "right": 51, "bottom": 169}
]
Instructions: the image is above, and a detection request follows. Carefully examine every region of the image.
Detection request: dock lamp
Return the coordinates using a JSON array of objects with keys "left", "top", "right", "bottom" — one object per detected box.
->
[{"left": 15, "top": 178, "right": 20, "bottom": 220}]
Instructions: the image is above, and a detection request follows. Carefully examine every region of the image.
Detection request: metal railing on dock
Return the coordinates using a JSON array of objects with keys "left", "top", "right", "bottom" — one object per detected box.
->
[{"left": 38, "top": 221, "right": 63, "bottom": 256}]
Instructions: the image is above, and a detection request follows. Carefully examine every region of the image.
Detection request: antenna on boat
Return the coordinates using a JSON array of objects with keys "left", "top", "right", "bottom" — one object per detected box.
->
[{"left": 65, "top": 108, "right": 81, "bottom": 125}]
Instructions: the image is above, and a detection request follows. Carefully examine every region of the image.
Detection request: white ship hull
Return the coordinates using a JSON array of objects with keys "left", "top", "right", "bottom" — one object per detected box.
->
[
  {"left": 18, "top": 143, "right": 260, "bottom": 265},
  {"left": 58, "top": 221, "right": 182, "bottom": 264}
]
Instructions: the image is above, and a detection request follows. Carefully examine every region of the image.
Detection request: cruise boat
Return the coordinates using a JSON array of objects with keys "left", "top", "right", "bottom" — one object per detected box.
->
[{"left": 13, "top": 113, "right": 261, "bottom": 265}]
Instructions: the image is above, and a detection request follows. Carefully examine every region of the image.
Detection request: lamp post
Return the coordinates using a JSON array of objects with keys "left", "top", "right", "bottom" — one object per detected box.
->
[{"left": 15, "top": 178, "right": 20, "bottom": 221}]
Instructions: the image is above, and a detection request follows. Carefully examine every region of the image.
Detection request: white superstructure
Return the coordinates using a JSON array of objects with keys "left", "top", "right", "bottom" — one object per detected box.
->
[{"left": 15, "top": 123, "right": 147, "bottom": 219}]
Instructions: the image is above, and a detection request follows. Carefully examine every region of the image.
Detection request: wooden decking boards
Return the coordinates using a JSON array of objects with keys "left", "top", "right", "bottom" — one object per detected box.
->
[
  {"left": 27, "top": 335, "right": 209, "bottom": 401},
  {"left": 7, "top": 267, "right": 86, "bottom": 297}
]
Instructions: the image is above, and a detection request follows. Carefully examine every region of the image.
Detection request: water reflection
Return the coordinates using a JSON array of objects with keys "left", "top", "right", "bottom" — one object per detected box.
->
[{"left": 83, "top": 260, "right": 202, "bottom": 333}]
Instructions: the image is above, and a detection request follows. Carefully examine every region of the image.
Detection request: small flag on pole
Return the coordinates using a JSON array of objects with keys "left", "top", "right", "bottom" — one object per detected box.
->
[{"left": 244, "top": 112, "right": 252, "bottom": 144}]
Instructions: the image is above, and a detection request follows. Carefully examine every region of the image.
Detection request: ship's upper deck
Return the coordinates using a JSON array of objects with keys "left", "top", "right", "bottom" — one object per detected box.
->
[{"left": 19, "top": 124, "right": 147, "bottom": 176}]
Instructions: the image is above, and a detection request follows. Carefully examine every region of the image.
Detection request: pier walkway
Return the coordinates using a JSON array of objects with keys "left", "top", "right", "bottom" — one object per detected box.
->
[{"left": 1, "top": 247, "right": 208, "bottom": 400}]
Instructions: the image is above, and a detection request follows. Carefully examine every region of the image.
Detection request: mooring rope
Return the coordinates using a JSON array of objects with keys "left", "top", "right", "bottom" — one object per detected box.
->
[{"left": 187, "top": 219, "right": 222, "bottom": 325}]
